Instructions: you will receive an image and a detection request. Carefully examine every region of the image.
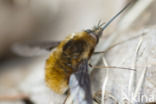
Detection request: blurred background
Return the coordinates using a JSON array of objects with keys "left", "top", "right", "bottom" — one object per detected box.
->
[{"left": 0, "top": 0, "right": 156, "bottom": 104}]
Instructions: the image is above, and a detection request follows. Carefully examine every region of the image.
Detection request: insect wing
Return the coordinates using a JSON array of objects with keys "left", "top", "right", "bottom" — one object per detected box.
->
[
  {"left": 69, "top": 59, "right": 93, "bottom": 104},
  {"left": 12, "top": 41, "right": 60, "bottom": 57}
]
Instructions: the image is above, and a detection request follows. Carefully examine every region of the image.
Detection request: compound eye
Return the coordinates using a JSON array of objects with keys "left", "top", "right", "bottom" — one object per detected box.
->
[
  {"left": 85, "top": 29, "right": 92, "bottom": 33},
  {"left": 85, "top": 29, "right": 98, "bottom": 42}
]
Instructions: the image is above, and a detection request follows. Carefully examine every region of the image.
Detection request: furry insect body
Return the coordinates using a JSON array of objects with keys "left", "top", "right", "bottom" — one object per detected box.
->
[
  {"left": 12, "top": 2, "right": 132, "bottom": 103},
  {"left": 45, "top": 31, "right": 98, "bottom": 94},
  {"left": 45, "top": 0, "right": 131, "bottom": 95}
]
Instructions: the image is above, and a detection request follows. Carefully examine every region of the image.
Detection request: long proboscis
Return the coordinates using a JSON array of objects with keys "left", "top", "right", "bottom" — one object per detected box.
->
[{"left": 98, "top": 1, "right": 132, "bottom": 37}]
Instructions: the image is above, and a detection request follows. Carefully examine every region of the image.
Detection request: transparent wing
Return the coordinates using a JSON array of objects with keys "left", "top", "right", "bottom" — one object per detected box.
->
[
  {"left": 69, "top": 59, "right": 93, "bottom": 104},
  {"left": 12, "top": 41, "right": 60, "bottom": 57}
]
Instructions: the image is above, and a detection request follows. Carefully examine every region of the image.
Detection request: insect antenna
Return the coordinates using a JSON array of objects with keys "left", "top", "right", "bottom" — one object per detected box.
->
[{"left": 97, "top": 20, "right": 105, "bottom": 27}]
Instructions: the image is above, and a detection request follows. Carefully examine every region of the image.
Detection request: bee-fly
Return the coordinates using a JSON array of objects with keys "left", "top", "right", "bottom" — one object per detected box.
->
[{"left": 13, "top": 1, "right": 132, "bottom": 104}]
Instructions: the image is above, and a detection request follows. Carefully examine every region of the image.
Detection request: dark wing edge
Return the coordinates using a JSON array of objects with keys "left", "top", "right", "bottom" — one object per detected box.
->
[
  {"left": 12, "top": 41, "right": 60, "bottom": 57},
  {"left": 69, "top": 59, "right": 93, "bottom": 104}
]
